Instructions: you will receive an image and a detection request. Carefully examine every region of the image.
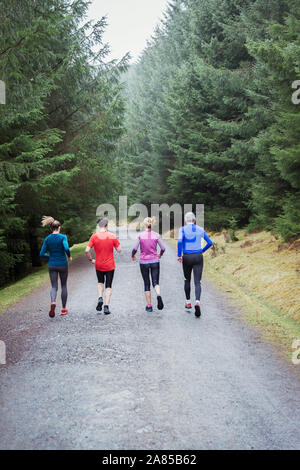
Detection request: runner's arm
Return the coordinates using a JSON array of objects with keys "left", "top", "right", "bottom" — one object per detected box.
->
[
  {"left": 85, "top": 236, "right": 95, "bottom": 262},
  {"left": 63, "top": 235, "right": 71, "bottom": 258},
  {"left": 201, "top": 231, "right": 213, "bottom": 253},
  {"left": 177, "top": 227, "right": 184, "bottom": 258},
  {"left": 131, "top": 238, "right": 140, "bottom": 258},
  {"left": 158, "top": 237, "right": 166, "bottom": 257},
  {"left": 40, "top": 239, "right": 49, "bottom": 259},
  {"left": 114, "top": 237, "right": 121, "bottom": 253},
  {"left": 85, "top": 245, "right": 93, "bottom": 262}
]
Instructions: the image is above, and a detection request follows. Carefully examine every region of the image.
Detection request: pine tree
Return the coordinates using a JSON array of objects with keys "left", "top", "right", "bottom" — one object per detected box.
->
[
  {"left": 0, "top": 0, "right": 128, "bottom": 285},
  {"left": 245, "top": 0, "right": 300, "bottom": 239},
  {"left": 115, "top": 0, "right": 300, "bottom": 239}
]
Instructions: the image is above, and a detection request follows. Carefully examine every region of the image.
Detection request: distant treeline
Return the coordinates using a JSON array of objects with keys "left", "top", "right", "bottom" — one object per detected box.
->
[
  {"left": 0, "top": 1, "right": 128, "bottom": 286},
  {"left": 118, "top": 0, "right": 300, "bottom": 240}
]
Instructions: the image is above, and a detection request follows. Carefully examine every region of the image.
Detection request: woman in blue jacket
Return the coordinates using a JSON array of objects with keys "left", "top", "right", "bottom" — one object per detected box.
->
[
  {"left": 40, "top": 216, "right": 72, "bottom": 318},
  {"left": 177, "top": 212, "right": 213, "bottom": 317}
]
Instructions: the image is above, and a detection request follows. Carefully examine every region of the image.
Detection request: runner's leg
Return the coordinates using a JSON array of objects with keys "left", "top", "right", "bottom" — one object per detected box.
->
[
  {"left": 97, "top": 283, "right": 104, "bottom": 298},
  {"left": 96, "top": 270, "right": 105, "bottom": 298},
  {"left": 193, "top": 254, "right": 203, "bottom": 302},
  {"left": 150, "top": 263, "right": 164, "bottom": 310},
  {"left": 104, "top": 270, "right": 114, "bottom": 306},
  {"left": 49, "top": 267, "right": 59, "bottom": 303},
  {"left": 96, "top": 270, "right": 105, "bottom": 311},
  {"left": 182, "top": 255, "right": 193, "bottom": 301},
  {"left": 140, "top": 263, "right": 151, "bottom": 305},
  {"left": 150, "top": 262, "right": 160, "bottom": 295},
  {"left": 58, "top": 266, "right": 68, "bottom": 309}
]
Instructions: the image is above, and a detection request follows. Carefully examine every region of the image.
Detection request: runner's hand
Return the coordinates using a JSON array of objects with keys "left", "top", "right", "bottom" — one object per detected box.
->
[
  {"left": 178, "top": 257, "right": 182, "bottom": 263},
  {"left": 91, "top": 259, "right": 95, "bottom": 265},
  {"left": 132, "top": 256, "right": 136, "bottom": 261},
  {"left": 68, "top": 257, "right": 73, "bottom": 262}
]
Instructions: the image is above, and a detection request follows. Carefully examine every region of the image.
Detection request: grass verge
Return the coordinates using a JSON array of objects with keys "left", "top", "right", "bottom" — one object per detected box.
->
[
  {"left": 170, "top": 231, "right": 300, "bottom": 360},
  {"left": 0, "top": 242, "right": 87, "bottom": 314}
]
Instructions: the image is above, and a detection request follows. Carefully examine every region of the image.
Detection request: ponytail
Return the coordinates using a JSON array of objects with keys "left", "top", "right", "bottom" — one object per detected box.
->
[
  {"left": 143, "top": 216, "right": 156, "bottom": 230},
  {"left": 41, "top": 216, "right": 55, "bottom": 227},
  {"left": 41, "top": 215, "right": 61, "bottom": 232}
]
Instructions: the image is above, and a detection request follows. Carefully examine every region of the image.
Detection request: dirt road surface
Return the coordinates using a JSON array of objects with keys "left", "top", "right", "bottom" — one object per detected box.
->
[{"left": 0, "top": 234, "right": 299, "bottom": 449}]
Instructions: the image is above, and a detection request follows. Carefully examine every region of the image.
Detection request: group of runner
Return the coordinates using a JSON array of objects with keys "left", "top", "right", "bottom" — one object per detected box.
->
[{"left": 40, "top": 212, "right": 213, "bottom": 318}]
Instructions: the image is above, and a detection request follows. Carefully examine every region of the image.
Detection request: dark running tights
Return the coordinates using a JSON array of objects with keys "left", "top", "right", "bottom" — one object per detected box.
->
[
  {"left": 182, "top": 253, "right": 203, "bottom": 301},
  {"left": 140, "top": 262, "right": 160, "bottom": 291},
  {"left": 49, "top": 266, "right": 68, "bottom": 308}
]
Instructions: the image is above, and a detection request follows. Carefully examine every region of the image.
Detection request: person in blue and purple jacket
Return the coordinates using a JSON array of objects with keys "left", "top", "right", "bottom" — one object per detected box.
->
[
  {"left": 177, "top": 212, "right": 213, "bottom": 318},
  {"left": 132, "top": 217, "right": 165, "bottom": 312}
]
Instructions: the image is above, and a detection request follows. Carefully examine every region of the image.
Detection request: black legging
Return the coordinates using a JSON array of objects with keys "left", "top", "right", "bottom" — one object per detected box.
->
[
  {"left": 96, "top": 269, "right": 115, "bottom": 288},
  {"left": 182, "top": 253, "right": 203, "bottom": 301},
  {"left": 140, "top": 262, "right": 160, "bottom": 291},
  {"left": 49, "top": 266, "right": 68, "bottom": 308}
]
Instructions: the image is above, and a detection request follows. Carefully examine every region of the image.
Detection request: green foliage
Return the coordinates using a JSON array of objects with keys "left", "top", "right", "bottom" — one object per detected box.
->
[
  {"left": 246, "top": 0, "right": 300, "bottom": 240},
  {"left": 0, "top": 0, "right": 128, "bottom": 286},
  {"left": 119, "top": 0, "right": 300, "bottom": 241},
  {"left": 1, "top": 0, "right": 299, "bottom": 290}
]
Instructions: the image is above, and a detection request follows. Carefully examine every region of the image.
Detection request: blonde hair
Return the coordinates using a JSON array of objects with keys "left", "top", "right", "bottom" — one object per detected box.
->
[
  {"left": 41, "top": 216, "right": 54, "bottom": 227},
  {"left": 143, "top": 216, "right": 156, "bottom": 229},
  {"left": 41, "top": 216, "right": 61, "bottom": 232}
]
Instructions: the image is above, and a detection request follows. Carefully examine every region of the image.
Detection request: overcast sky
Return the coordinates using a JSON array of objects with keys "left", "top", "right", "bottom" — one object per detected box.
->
[{"left": 87, "top": 0, "right": 169, "bottom": 63}]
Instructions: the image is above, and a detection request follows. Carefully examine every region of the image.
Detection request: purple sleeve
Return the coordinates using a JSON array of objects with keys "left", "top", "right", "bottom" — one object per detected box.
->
[
  {"left": 131, "top": 237, "right": 140, "bottom": 258},
  {"left": 158, "top": 237, "right": 165, "bottom": 256}
]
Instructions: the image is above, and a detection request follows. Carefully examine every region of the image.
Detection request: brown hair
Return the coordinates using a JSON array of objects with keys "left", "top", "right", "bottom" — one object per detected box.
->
[{"left": 41, "top": 216, "right": 61, "bottom": 232}]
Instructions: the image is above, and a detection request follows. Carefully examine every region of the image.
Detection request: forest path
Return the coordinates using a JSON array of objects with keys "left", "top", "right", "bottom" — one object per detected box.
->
[{"left": 0, "top": 233, "right": 299, "bottom": 450}]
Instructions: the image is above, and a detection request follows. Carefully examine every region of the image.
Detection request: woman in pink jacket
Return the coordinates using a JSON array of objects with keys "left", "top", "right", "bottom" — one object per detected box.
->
[{"left": 132, "top": 217, "right": 165, "bottom": 312}]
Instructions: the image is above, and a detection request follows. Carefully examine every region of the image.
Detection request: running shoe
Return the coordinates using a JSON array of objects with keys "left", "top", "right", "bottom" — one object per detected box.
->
[
  {"left": 157, "top": 296, "right": 164, "bottom": 310},
  {"left": 145, "top": 305, "right": 153, "bottom": 312},
  {"left": 195, "top": 302, "right": 201, "bottom": 318},
  {"left": 61, "top": 307, "right": 68, "bottom": 316},
  {"left": 185, "top": 302, "right": 192, "bottom": 311},
  {"left": 104, "top": 305, "right": 111, "bottom": 315},
  {"left": 49, "top": 302, "right": 56, "bottom": 318},
  {"left": 96, "top": 297, "right": 103, "bottom": 312}
]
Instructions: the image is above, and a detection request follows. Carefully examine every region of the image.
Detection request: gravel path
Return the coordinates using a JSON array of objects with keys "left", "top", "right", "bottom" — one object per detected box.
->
[{"left": 0, "top": 235, "right": 299, "bottom": 450}]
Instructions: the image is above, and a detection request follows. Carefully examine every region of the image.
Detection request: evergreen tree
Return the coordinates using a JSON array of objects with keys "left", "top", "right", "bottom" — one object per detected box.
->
[
  {"left": 120, "top": 0, "right": 300, "bottom": 239},
  {"left": 245, "top": 0, "right": 300, "bottom": 239},
  {"left": 0, "top": 0, "right": 127, "bottom": 285}
]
